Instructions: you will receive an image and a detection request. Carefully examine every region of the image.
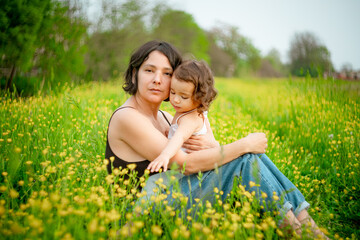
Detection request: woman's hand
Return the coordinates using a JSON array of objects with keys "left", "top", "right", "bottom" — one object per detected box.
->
[
  {"left": 243, "top": 133, "right": 268, "bottom": 154},
  {"left": 182, "top": 119, "right": 219, "bottom": 153}
]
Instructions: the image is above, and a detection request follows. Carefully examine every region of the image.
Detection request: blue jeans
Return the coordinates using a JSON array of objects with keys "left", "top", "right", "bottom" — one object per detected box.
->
[{"left": 136, "top": 153, "right": 309, "bottom": 223}]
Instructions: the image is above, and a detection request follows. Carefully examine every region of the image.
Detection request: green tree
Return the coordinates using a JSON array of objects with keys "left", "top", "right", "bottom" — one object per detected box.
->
[
  {"left": 206, "top": 31, "right": 234, "bottom": 77},
  {"left": 86, "top": 0, "right": 150, "bottom": 81},
  {"left": 288, "top": 31, "right": 333, "bottom": 77},
  {"left": 34, "top": 0, "right": 88, "bottom": 91},
  {"left": 209, "top": 23, "right": 261, "bottom": 77},
  {"left": 0, "top": 0, "right": 50, "bottom": 90},
  {"left": 152, "top": 9, "right": 210, "bottom": 63},
  {"left": 265, "top": 48, "right": 283, "bottom": 73},
  {"left": 256, "top": 48, "right": 286, "bottom": 77}
]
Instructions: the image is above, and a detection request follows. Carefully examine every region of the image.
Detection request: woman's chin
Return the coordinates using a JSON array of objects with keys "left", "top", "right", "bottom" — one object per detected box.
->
[{"left": 147, "top": 96, "right": 168, "bottom": 104}]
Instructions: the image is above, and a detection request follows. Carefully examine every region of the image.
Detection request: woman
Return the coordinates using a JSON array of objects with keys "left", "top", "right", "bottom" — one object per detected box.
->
[{"left": 105, "top": 40, "right": 328, "bottom": 238}]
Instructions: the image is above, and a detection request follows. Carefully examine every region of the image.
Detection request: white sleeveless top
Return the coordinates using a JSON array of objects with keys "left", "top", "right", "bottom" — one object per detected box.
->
[{"left": 168, "top": 110, "right": 208, "bottom": 151}]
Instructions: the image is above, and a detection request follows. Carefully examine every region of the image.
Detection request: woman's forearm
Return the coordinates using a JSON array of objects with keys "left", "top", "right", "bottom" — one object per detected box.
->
[
  {"left": 183, "top": 138, "right": 248, "bottom": 174},
  {"left": 173, "top": 133, "right": 267, "bottom": 175}
]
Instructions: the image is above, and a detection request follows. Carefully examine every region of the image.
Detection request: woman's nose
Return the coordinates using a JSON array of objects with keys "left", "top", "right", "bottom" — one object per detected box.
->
[{"left": 153, "top": 71, "right": 161, "bottom": 84}]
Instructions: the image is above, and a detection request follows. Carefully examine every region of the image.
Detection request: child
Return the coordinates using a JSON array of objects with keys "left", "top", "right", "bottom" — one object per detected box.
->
[{"left": 147, "top": 60, "right": 217, "bottom": 172}]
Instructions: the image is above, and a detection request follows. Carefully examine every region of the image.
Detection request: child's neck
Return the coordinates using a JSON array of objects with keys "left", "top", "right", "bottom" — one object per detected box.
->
[
  {"left": 176, "top": 108, "right": 197, "bottom": 115},
  {"left": 173, "top": 108, "right": 199, "bottom": 121}
]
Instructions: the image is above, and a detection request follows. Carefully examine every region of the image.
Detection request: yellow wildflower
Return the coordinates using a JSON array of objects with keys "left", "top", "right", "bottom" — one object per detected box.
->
[
  {"left": 151, "top": 225, "right": 162, "bottom": 236},
  {"left": 9, "top": 189, "right": 19, "bottom": 199},
  {"left": 127, "top": 163, "right": 136, "bottom": 171}
]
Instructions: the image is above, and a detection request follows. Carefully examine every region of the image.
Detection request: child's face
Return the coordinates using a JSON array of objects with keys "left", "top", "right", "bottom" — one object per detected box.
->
[{"left": 169, "top": 77, "right": 199, "bottom": 113}]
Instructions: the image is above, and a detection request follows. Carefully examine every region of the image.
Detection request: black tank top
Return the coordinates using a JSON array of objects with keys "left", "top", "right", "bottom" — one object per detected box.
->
[{"left": 105, "top": 106, "right": 171, "bottom": 179}]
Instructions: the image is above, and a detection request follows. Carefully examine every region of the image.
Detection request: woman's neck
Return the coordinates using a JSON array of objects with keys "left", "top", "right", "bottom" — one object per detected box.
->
[{"left": 127, "top": 96, "right": 161, "bottom": 118}]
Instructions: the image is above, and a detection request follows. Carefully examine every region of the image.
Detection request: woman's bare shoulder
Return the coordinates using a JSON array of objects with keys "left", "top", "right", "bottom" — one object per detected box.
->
[
  {"left": 109, "top": 107, "right": 145, "bottom": 135},
  {"left": 111, "top": 106, "right": 138, "bottom": 119}
]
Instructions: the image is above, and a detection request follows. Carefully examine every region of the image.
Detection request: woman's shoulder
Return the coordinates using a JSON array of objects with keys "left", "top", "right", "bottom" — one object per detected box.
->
[
  {"left": 111, "top": 105, "right": 137, "bottom": 120},
  {"left": 109, "top": 106, "right": 145, "bottom": 130}
]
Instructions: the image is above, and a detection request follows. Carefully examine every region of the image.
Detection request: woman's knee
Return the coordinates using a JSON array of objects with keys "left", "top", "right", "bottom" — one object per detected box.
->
[{"left": 234, "top": 153, "right": 257, "bottom": 165}]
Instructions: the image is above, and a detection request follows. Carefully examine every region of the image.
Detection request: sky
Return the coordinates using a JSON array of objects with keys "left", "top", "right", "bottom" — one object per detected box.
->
[{"left": 165, "top": 0, "right": 360, "bottom": 71}]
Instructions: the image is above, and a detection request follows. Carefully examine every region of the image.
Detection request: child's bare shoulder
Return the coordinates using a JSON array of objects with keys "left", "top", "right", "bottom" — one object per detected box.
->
[{"left": 178, "top": 111, "right": 203, "bottom": 127}]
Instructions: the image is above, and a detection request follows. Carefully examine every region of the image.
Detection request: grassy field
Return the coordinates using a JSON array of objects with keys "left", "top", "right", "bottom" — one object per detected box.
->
[{"left": 0, "top": 77, "right": 359, "bottom": 239}]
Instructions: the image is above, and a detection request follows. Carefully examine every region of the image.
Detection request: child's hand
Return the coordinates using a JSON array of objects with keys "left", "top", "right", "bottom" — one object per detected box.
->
[{"left": 147, "top": 155, "right": 170, "bottom": 172}]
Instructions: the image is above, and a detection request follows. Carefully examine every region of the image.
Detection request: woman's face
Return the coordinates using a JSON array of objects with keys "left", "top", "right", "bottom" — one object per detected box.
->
[{"left": 136, "top": 51, "right": 173, "bottom": 104}]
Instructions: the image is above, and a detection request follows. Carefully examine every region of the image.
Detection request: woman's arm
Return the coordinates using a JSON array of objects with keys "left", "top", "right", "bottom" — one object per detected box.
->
[
  {"left": 114, "top": 109, "right": 267, "bottom": 175},
  {"left": 112, "top": 109, "right": 174, "bottom": 161},
  {"left": 173, "top": 133, "right": 267, "bottom": 174}
]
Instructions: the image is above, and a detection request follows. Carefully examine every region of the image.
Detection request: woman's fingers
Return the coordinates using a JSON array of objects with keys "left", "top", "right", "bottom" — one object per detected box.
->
[
  {"left": 182, "top": 142, "right": 201, "bottom": 151},
  {"left": 184, "top": 149, "right": 193, "bottom": 154},
  {"left": 183, "top": 135, "right": 207, "bottom": 151},
  {"left": 246, "top": 132, "right": 268, "bottom": 154},
  {"left": 184, "top": 136, "right": 201, "bottom": 145}
]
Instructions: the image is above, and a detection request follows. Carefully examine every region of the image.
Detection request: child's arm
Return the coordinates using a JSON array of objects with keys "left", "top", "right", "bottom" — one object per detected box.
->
[{"left": 148, "top": 113, "right": 202, "bottom": 172}]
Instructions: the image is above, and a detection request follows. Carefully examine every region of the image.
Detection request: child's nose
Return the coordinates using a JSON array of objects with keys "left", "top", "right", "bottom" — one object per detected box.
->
[{"left": 174, "top": 95, "right": 180, "bottom": 103}]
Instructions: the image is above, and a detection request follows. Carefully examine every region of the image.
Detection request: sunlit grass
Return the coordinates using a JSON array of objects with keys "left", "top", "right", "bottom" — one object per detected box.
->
[{"left": 0, "top": 77, "right": 359, "bottom": 239}]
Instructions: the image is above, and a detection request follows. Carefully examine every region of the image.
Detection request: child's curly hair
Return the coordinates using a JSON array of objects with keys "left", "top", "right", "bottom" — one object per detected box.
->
[{"left": 173, "top": 60, "right": 217, "bottom": 114}]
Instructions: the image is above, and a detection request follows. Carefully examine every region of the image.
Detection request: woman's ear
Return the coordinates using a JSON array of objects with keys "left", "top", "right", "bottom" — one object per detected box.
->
[{"left": 132, "top": 69, "right": 136, "bottom": 84}]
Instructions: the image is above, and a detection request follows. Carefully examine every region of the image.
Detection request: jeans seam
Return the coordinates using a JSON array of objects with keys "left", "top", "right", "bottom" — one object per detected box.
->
[{"left": 258, "top": 167, "right": 277, "bottom": 196}]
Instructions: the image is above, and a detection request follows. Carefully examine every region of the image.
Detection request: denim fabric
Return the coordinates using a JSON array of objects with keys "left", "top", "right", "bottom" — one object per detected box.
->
[{"left": 136, "top": 153, "right": 309, "bottom": 223}]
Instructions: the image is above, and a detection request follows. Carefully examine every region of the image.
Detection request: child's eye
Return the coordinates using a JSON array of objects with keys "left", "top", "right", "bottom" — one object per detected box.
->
[
  {"left": 181, "top": 96, "right": 189, "bottom": 100},
  {"left": 170, "top": 91, "right": 175, "bottom": 95}
]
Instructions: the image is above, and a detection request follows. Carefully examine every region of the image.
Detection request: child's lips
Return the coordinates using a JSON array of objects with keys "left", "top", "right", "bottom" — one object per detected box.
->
[{"left": 172, "top": 105, "right": 180, "bottom": 110}]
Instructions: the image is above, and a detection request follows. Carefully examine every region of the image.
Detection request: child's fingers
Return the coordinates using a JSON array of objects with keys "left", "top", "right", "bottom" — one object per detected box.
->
[
  {"left": 150, "top": 161, "right": 161, "bottom": 172},
  {"left": 148, "top": 160, "right": 159, "bottom": 172},
  {"left": 155, "top": 162, "right": 163, "bottom": 172},
  {"left": 150, "top": 162, "right": 158, "bottom": 172},
  {"left": 147, "top": 161, "right": 155, "bottom": 170}
]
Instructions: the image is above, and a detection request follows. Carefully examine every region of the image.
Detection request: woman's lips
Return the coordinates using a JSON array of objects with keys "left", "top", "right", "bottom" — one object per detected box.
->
[{"left": 150, "top": 88, "right": 161, "bottom": 93}]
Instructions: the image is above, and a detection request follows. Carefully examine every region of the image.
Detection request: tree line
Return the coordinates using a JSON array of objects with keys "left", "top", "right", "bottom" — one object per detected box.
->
[{"left": 0, "top": 0, "right": 335, "bottom": 96}]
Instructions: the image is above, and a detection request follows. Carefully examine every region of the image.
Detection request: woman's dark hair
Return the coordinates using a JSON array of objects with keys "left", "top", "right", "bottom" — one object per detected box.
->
[
  {"left": 174, "top": 60, "right": 218, "bottom": 113},
  {"left": 123, "top": 40, "right": 182, "bottom": 95}
]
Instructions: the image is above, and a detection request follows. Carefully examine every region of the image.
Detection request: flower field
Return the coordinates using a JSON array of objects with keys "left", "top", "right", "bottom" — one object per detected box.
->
[{"left": 0, "top": 78, "right": 359, "bottom": 239}]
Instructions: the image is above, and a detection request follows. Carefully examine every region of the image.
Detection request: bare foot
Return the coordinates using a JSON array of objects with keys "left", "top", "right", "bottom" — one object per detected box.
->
[
  {"left": 297, "top": 210, "right": 330, "bottom": 240},
  {"left": 279, "top": 210, "right": 302, "bottom": 238}
]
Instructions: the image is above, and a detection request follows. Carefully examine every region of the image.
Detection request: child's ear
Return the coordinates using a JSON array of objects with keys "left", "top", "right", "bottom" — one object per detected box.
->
[{"left": 194, "top": 99, "right": 201, "bottom": 108}]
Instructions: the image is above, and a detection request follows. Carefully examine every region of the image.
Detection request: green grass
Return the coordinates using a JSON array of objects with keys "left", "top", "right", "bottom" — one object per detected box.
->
[{"left": 0, "top": 77, "right": 359, "bottom": 239}]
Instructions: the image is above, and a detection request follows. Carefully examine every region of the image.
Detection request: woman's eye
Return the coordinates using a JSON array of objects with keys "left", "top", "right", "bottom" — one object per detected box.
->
[
  {"left": 164, "top": 72, "right": 172, "bottom": 76},
  {"left": 145, "top": 69, "right": 152, "bottom": 72}
]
